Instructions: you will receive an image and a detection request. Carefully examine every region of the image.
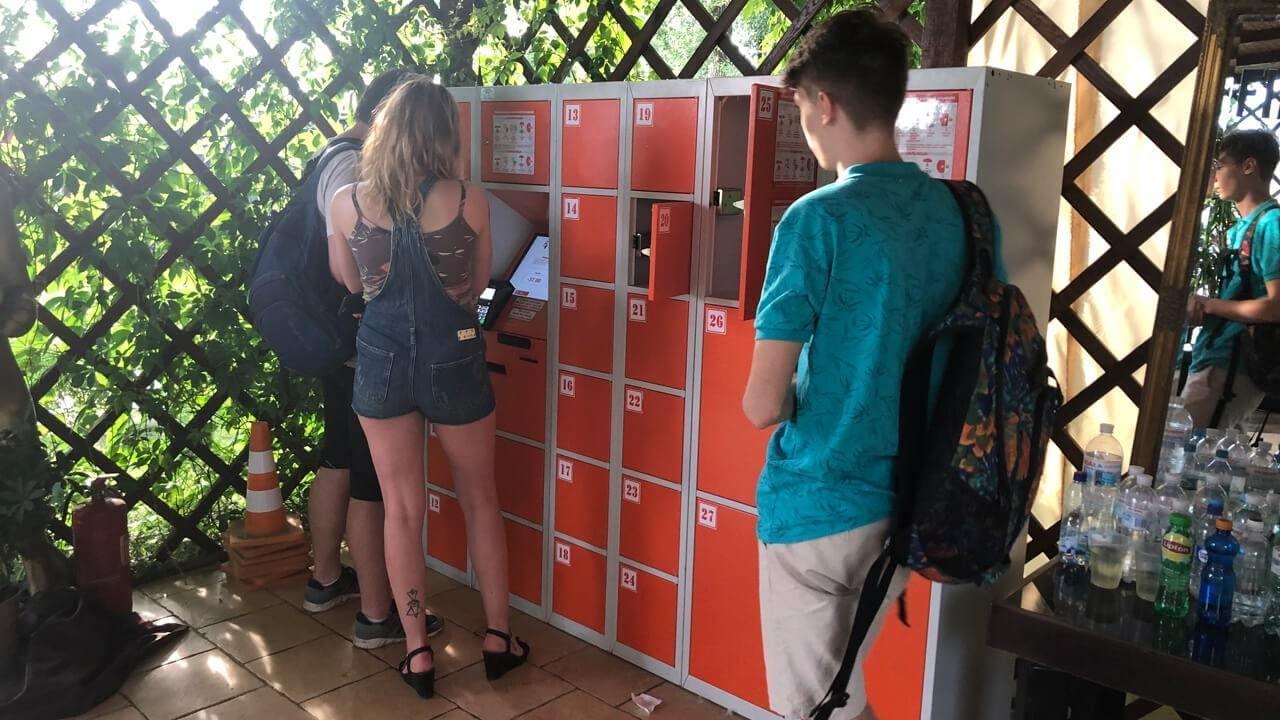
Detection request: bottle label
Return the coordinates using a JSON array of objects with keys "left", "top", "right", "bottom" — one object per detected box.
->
[
  {"left": 1120, "top": 508, "right": 1148, "bottom": 531},
  {"left": 1084, "top": 456, "right": 1122, "bottom": 486},
  {"left": 1272, "top": 546, "right": 1280, "bottom": 576},
  {"left": 1161, "top": 532, "right": 1192, "bottom": 565},
  {"left": 1197, "top": 546, "right": 1209, "bottom": 564}
]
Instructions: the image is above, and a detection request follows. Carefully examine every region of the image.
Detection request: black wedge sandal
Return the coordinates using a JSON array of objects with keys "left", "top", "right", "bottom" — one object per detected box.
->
[
  {"left": 399, "top": 646, "right": 435, "bottom": 698},
  {"left": 482, "top": 628, "right": 530, "bottom": 681}
]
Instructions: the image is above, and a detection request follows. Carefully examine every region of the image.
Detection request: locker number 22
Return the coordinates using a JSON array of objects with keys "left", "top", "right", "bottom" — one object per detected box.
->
[
  {"left": 561, "top": 286, "right": 577, "bottom": 309},
  {"left": 555, "top": 541, "right": 572, "bottom": 566},
  {"left": 564, "top": 104, "right": 581, "bottom": 127},
  {"left": 636, "top": 102, "right": 654, "bottom": 127},
  {"left": 428, "top": 493, "right": 441, "bottom": 514},
  {"left": 628, "top": 297, "right": 647, "bottom": 323},
  {"left": 705, "top": 308, "right": 727, "bottom": 335},
  {"left": 620, "top": 566, "right": 638, "bottom": 593},
  {"left": 623, "top": 478, "right": 641, "bottom": 504},
  {"left": 625, "top": 388, "right": 644, "bottom": 414},
  {"left": 559, "top": 373, "right": 576, "bottom": 397},
  {"left": 557, "top": 458, "right": 573, "bottom": 483},
  {"left": 697, "top": 502, "right": 718, "bottom": 529}
]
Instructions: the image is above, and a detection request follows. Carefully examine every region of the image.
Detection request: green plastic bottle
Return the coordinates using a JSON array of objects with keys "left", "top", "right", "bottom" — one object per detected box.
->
[{"left": 1155, "top": 512, "right": 1194, "bottom": 618}]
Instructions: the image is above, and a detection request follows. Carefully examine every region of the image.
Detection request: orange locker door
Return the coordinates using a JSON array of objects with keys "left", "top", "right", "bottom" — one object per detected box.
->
[
  {"left": 553, "top": 457, "right": 609, "bottom": 549},
  {"left": 739, "top": 85, "right": 818, "bottom": 321},
  {"left": 487, "top": 333, "right": 546, "bottom": 442},
  {"left": 426, "top": 433, "right": 453, "bottom": 491},
  {"left": 631, "top": 97, "right": 698, "bottom": 193},
  {"left": 556, "top": 371, "right": 611, "bottom": 463},
  {"left": 561, "top": 194, "right": 617, "bottom": 283},
  {"left": 426, "top": 491, "right": 468, "bottom": 575},
  {"left": 552, "top": 539, "right": 606, "bottom": 634},
  {"left": 481, "top": 100, "right": 551, "bottom": 185},
  {"left": 621, "top": 386, "right": 684, "bottom": 484},
  {"left": 624, "top": 294, "right": 688, "bottom": 389},
  {"left": 689, "top": 499, "right": 769, "bottom": 709},
  {"left": 558, "top": 284, "right": 614, "bottom": 373},
  {"left": 696, "top": 305, "right": 771, "bottom": 506},
  {"left": 505, "top": 519, "right": 543, "bottom": 606},
  {"left": 648, "top": 202, "right": 693, "bottom": 301},
  {"left": 495, "top": 438, "right": 543, "bottom": 524},
  {"left": 865, "top": 574, "right": 931, "bottom": 719},
  {"left": 457, "top": 101, "right": 472, "bottom": 181},
  {"left": 619, "top": 476, "right": 681, "bottom": 576},
  {"left": 562, "top": 99, "right": 619, "bottom": 189},
  {"left": 616, "top": 564, "right": 677, "bottom": 666}
]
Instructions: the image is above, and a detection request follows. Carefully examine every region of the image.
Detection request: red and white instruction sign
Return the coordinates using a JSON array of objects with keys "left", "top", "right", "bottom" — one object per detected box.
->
[
  {"left": 895, "top": 90, "right": 971, "bottom": 180},
  {"left": 492, "top": 111, "right": 536, "bottom": 176},
  {"left": 774, "top": 100, "right": 816, "bottom": 184}
]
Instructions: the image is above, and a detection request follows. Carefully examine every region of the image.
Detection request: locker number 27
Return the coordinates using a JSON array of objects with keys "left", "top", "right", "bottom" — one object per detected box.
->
[
  {"left": 697, "top": 502, "right": 718, "bottom": 529},
  {"left": 555, "top": 541, "right": 572, "bottom": 566},
  {"left": 620, "top": 566, "right": 638, "bottom": 592},
  {"left": 559, "top": 373, "right": 576, "bottom": 397}
]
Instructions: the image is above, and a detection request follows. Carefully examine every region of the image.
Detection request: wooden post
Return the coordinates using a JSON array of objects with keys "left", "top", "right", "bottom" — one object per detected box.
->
[{"left": 922, "top": 0, "right": 973, "bottom": 68}]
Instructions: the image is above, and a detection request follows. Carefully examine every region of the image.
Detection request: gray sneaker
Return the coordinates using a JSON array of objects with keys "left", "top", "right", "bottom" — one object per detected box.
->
[
  {"left": 303, "top": 566, "right": 360, "bottom": 613},
  {"left": 353, "top": 610, "right": 444, "bottom": 649}
]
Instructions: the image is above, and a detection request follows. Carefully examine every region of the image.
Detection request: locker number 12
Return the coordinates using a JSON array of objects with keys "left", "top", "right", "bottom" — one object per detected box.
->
[
  {"left": 555, "top": 541, "right": 572, "bottom": 566},
  {"left": 697, "top": 502, "right": 718, "bottom": 529},
  {"left": 620, "top": 566, "right": 638, "bottom": 593},
  {"left": 560, "top": 373, "right": 576, "bottom": 397},
  {"left": 428, "top": 493, "right": 441, "bottom": 513}
]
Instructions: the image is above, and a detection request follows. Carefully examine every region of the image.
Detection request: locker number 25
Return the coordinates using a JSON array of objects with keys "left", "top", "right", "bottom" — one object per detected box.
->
[
  {"left": 697, "top": 502, "right": 718, "bottom": 529},
  {"left": 559, "top": 373, "right": 576, "bottom": 397},
  {"left": 555, "top": 541, "right": 572, "bottom": 566},
  {"left": 620, "top": 566, "right": 638, "bottom": 593},
  {"left": 625, "top": 388, "right": 644, "bottom": 414},
  {"left": 705, "top": 308, "right": 727, "bottom": 335},
  {"left": 758, "top": 90, "right": 775, "bottom": 120}
]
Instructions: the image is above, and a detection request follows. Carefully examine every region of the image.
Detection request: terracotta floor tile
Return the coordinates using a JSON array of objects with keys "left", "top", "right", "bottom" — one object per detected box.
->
[
  {"left": 544, "top": 648, "right": 662, "bottom": 707},
  {"left": 509, "top": 610, "right": 585, "bottom": 667},
  {"left": 155, "top": 581, "right": 281, "bottom": 629},
  {"left": 271, "top": 579, "right": 308, "bottom": 611},
  {"left": 619, "top": 682, "right": 736, "bottom": 719},
  {"left": 72, "top": 693, "right": 130, "bottom": 718},
  {"left": 431, "top": 587, "right": 488, "bottom": 633},
  {"left": 302, "top": 668, "right": 456, "bottom": 720},
  {"left": 369, "top": 622, "right": 483, "bottom": 678},
  {"left": 133, "top": 592, "right": 170, "bottom": 622},
  {"left": 427, "top": 567, "right": 467, "bottom": 597},
  {"left": 140, "top": 567, "right": 227, "bottom": 599},
  {"left": 136, "top": 620, "right": 215, "bottom": 671},
  {"left": 245, "top": 633, "right": 384, "bottom": 703},
  {"left": 517, "top": 690, "right": 633, "bottom": 719},
  {"left": 436, "top": 660, "right": 573, "bottom": 720},
  {"left": 179, "top": 687, "right": 314, "bottom": 720},
  {"left": 201, "top": 603, "right": 331, "bottom": 662},
  {"left": 437, "top": 710, "right": 481, "bottom": 719},
  {"left": 311, "top": 603, "right": 358, "bottom": 640},
  {"left": 94, "top": 709, "right": 146, "bottom": 720},
  {"left": 122, "top": 649, "right": 262, "bottom": 720}
]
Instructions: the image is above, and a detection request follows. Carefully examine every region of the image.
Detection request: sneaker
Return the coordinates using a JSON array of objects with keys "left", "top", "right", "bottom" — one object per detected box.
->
[
  {"left": 303, "top": 566, "right": 360, "bottom": 613},
  {"left": 353, "top": 610, "right": 444, "bottom": 648}
]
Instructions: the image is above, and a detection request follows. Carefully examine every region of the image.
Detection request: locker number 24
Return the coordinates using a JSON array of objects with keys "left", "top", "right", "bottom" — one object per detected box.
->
[
  {"left": 705, "top": 308, "right": 727, "bottom": 335},
  {"left": 623, "top": 478, "right": 641, "bottom": 504},
  {"left": 428, "top": 493, "right": 441, "bottom": 514},
  {"left": 628, "top": 297, "right": 647, "bottom": 323},
  {"left": 561, "top": 286, "right": 577, "bottom": 309},
  {"left": 620, "top": 566, "right": 638, "bottom": 593},
  {"left": 557, "top": 458, "right": 573, "bottom": 483},
  {"left": 564, "top": 104, "right": 581, "bottom": 127},
  {"left": 625, "top": 388, "right": 644, "bottom": 414},
  {"left": 636, "top": 102, "right": 655, "bottom": 127},
  {"left": 559, "top": 373, "right": 576, "bottom": 397},
  {"left": 555, "top": 541, "right": 572, "bottom": 566},
  {"left": 697, "top": 502, "right": 718, "bottom": 529}
]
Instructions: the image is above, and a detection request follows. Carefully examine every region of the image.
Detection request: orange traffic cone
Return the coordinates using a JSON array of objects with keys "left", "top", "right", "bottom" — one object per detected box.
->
[{"left": 244, "top": 420, "right": 287, "bottom": 537}]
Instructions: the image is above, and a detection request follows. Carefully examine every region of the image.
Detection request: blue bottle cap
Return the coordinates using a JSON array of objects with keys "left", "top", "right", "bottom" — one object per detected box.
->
[
  {"left": 1207, "top": 497, "right": 1224, "bottom": 515},
  {"left": 1072, "top": 471, "right": 1088, "bottom": 484}
]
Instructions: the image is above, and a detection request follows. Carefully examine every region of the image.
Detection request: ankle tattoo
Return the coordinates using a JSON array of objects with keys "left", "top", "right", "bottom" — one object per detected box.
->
[{"left": 405, "top": 589, "right": 423, "bottom": 618}]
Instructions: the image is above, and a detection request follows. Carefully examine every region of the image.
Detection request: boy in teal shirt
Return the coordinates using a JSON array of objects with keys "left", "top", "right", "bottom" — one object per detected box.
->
[
  {"left": 741, "top": 10, "right": 1004, "bottom": 720},
  {"left": 1185, "top": 130, "right": 1280, "bottom": 429}
]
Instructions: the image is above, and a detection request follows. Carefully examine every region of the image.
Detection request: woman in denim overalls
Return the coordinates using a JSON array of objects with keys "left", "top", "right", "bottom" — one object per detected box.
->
[{"left": 327, "top": 77, "right": 528, "bottom": 699}]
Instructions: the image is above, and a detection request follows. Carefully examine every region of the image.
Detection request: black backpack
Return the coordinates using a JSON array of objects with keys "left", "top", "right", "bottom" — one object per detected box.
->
[
  {"left": 812, "top": 181, "right": 1061, "bottom": 719},
  {"left": 247, "top": 138, "right": 362, "bottom": 377}
]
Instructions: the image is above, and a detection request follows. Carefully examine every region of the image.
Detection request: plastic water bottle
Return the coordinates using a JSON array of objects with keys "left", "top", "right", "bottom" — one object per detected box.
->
[
  {"left": 1155, "top": 512, "right": 1194, "bottom": 618},
  {"left": 1190, "top": 496, "right": 1225, "bottom": 599},
  {"left": 1177, "top": 440, "right": 1200, "bottom": 492},
  {"left": 1233, "top": 519, "right": 1270, "bottom": 626},
  {"left": 1198, "top": 518, "right": 1240, "bottom": 627},
  {"left": 1159, "top": 398, "right": 1193, "bottom": 477},
  {"left": 1227, "top": 474, "right": 1249, "bottom": 516},
  {"left": 1083, "top": 424, "right": 1125, "bottom": 590},
  {"left": 1117, "top": 465, "right": 1143, "bottom": 494},
  {"left": 1192, "top": 429, "right": 1225, "bottom": 486},
  {"left": 1231, "top": 492, "right": 1266, "bottom": 531},
  {"left": 1250, "top": 441, "right": 1280, "bottom": 494},
  {"left": 1265, "top": 540, "right": 1280, "bottom": 636},
  {"left": 1058, "top": 471, "right": 1089, "bottom": 568},
  {"left": 1204, "top": 449, "right": 1232, "bottom": 502},
  {"left": 1152, "top": 472, "right": 1190, "bottom": 542},
  {"left": 1117, "top": 474, "right": 1155, "bottom": 583}
]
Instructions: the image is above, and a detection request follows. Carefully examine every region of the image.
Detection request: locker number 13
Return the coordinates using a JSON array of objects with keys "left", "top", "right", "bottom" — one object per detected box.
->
[{"left": 565, "top": 104, "right": 581, "bottom": 127}]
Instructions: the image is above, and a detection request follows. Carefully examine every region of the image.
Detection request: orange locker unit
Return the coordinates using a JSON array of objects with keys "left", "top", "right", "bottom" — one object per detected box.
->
[{"left": 428, "top": 71, "right": 1067, "bottom": 720}]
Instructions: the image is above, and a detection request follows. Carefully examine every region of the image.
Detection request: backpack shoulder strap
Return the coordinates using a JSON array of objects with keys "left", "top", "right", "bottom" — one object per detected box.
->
[
  {"left": 1238, "top": 205, "right": 1280, "bottom": 279},
  {"left": 302, "top": 137, "right": 362, "bottom": 185},
  {"left": 942, "top": 179, "right": 997, "bottom": 289}
]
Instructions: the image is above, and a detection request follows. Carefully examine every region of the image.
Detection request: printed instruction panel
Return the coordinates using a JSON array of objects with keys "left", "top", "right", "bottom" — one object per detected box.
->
[
  {"left": 894, "top": 90, "right": 972, "bottom": 180},
  {"left": 492, "top": 111, "right": 536, "bottom": 176},
  {"left": 773, "top": 99, "right": 816, "bottom": 184}
]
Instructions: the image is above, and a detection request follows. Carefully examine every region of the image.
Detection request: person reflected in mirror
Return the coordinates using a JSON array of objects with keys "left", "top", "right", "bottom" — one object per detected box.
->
[{"left": 1184, "top": 130, "right": 1280, "bottom": 430}]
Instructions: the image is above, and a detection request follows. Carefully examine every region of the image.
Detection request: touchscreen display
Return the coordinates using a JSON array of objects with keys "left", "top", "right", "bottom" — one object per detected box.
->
[{"left": 509, "top": 234, "right": 550, "bottom": 302}]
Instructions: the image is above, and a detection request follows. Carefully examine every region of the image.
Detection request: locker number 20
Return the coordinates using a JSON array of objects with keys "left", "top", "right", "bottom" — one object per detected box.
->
[
  {"left": 705, "top": 308, "right": 727, "bottom": 335},
  {"left": 555, "top": 541, "right": 572, "bottom": 566},
  {"left": 428, "top": 493, "right": 441, "bottom": 514},
  {"left": 560, "top": 373, "right": 576, "bottom": 397},
  {"left": 625, "top": 388, "right": 644, "bottom": 414},
  {"left": 620, "top": 566, "right": 638, "bottom": 593},
  {"left": 697, "top": 502, "right": 718, "bottom": 529}
]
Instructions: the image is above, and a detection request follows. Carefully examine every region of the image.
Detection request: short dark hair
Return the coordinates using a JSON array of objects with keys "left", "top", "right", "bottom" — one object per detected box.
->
[
  {"left": 1219, "top": 129, "right": 1280, "bottom": 179},
  {"left": 356, "top": 68, "right": 414, "bottom": 124},
  {"left": 783, "top": 9, "right": 910, "bottom": 130}
]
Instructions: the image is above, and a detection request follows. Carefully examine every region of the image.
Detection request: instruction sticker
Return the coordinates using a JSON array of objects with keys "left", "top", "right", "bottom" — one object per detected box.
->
[
  {"left": 625, "top": 388, "right": 644, "bottom": 414},
  {"left": 697, "top": 502, "right": 718, "bottom": 529},
  {"left": 559, "top": 373, "right": 576, "bottom": 397},
  {"left": 563, "top": 196, "right": 580, "bottom": 220},
  {"left": 491, "top": 111, "right": 536, "bottom": 176},
  {"left": 705, "top": 307, "right": 727, "bottom": 335},
  {"left": 636, "top": 102, "right": 655, "bottom": 127},
  {"left": 561, "top": 286, "right": 578, "bottom": 309},
  {"left": 623, "top": 478, "right": 641, "bottom": 504},
  {"left": 620, "top": 566, "right": 638, "bottom": 592},
  {"left": 555, "top": 541, "right": 572, "bottom": 566},
  {"left": 628, "top": 297, "right": 647, "bottom": 323},
  {"left": 557, "top": 458, "right": 574, "bottom": 483},
  {"left": 565, "top": 103, "right": 581, "bottom": 127},
  {"left": 774, "top": 100, "right": 816, "bottom": 184},
  {"left": 895, "top": 90, "right": 969, "bottom": 180}
]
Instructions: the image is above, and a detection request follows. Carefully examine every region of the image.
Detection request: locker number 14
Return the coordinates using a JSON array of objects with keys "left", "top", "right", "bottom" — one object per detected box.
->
[{"left": 563, "top": 196, "right": 579, "bottom": 220}]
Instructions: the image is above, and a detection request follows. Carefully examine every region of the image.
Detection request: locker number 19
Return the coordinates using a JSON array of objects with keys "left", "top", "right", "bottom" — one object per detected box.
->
[
  {"left": 705, "top": 308, "right": 727, "bottom": 335},
  {"left": 557, "top": 458, "right": 573, "bottom": 483},
  {"left": 623, "top": 478, "right": 641, "bottom": 504},
  {"left": 563, "top": 196, "right": 579, "bottom": 220},
  {"left": 636, "top": 102, "right": 654, "bottom": 127},
  {"left": 697, "top": 502, "right": 718, "bottom": 529},
  {"left": 628, "top": 297, "right": 647, "bottom": 323},
  {"left": 555, "top": 541, "right": 571, "bottom": 566},
  {"left": 561, "top": 286, "right": 577, "bottom": 309},
  {"left": 620, "top": 566, "right": 638, "bottom": 593},
  {"left": 560, "top": 373, "right": 576, "bottom": 397},
  {"left": 428, "top": 493, "right": 441, "bottom": 513},
  {"left": 625, "top": 388, "right": 644, "bottom": 414},
  {"left": 565, "top": 104, "right": 581, "bottom": 127}
]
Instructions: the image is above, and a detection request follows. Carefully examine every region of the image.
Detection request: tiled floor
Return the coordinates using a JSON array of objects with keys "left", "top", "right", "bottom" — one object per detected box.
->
[{"left": 78, "top": 565, "right": 739, "bottom": 720}]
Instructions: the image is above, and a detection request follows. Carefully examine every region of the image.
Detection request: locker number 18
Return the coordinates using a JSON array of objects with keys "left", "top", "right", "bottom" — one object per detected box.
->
[
  {"left": 625, "top": 388, "right": 644, "bottom": 414},
  {"left": 428, "top": 493, "right": 441, "bottom": 513},
  {"left": 697, "top": 502, "right": 718, "bottom": 529},
  {"left": 620, "top": 566, "right": 638, "bottom": 593},
  {"left": 705, "top": 308, "right": 727, "bottom": 335},
  {"left": 560, "top": 373, "right": 576, "bottom": 397},
  {"left": 555, "top": 541, "right": 571, "bottom": 566}
]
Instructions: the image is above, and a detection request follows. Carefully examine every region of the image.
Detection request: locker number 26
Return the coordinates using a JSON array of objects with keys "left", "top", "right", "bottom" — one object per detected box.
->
[
  {"left": 705, "top": 308, "right": 727, "bottom": 335},
  {"left": 561, "top": 286, "right": 577, "bottom": 309},
  {"left": 620, "top": 566, "right": 638, "bottom": 593},
  {"left": 555, "top": 541, "right": 572, "bottom": 566},
  {"left": 559, "top": 373, "right": 576, "bottom": 397},
  {"left": 697, "top": 502, "right": 718, "bottom": 529},
  {"left": 625, "top": 388, "right": 644, "bottom": 414},
  {"left": 428, "top": 493, "right": 441, "bottom": 513}
]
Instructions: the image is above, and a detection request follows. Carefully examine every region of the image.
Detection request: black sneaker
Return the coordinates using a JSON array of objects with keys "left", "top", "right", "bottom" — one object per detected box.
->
[{"left": 303, "top": 566, "right": 360, "bottom": 613}]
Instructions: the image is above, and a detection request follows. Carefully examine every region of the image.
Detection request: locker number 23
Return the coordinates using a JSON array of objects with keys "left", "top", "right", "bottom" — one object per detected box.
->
[
  {"left": 625, "top": 388, "right": 644, "bottom": 414},
  {"left": 620, "top": 566, "right": 638, "bottom": 592},
  {"left": 623, "top": 478, "right": 641, "bottom": 504},
  {"left": 560, "top": 373, "right": 576, "bottom": 397},
  {"left": 697, "top": 502, "right": 718, "bottom": 529}
]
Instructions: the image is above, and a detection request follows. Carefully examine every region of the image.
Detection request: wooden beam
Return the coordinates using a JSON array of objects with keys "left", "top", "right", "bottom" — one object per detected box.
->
[{"left": 923, "top": 0, "right": 972, "bottom": 68}]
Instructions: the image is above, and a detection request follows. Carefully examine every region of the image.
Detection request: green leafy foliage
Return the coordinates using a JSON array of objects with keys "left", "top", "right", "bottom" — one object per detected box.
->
[{"left": 0, "top": 0, "right": 923, "bottom": 581}]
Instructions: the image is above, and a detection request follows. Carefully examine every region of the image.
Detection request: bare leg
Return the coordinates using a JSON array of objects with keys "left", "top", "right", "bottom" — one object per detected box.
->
[
  {"left": 434, "top": 413, "right": 523, "bottom": 656},
  {"left": 360, "top": 413, "right": 432, "bottom": 672},
  {"left": 309, "top": 466, "right": 350, "bottom": 584},
  {"left": 347, "top": 499, "right": 391, "bottom": 617}
]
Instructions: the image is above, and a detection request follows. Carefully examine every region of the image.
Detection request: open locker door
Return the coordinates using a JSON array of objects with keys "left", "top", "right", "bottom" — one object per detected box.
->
[{"left": 738, "top": 84, "right": 818, "bottom": 321}]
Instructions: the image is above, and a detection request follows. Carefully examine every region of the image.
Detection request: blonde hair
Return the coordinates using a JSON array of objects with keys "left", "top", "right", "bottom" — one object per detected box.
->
[{"left": 359, "top": 75, "right": 462, "bottom": 219}]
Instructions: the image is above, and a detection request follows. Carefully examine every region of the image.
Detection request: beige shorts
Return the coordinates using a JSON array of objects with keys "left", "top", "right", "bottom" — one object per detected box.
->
[
  {"left": 758, "top": 520, "right": 910, "bottom": 720},
  {"left": 1182, "top": 366, "right": 1264, "bottom": 430}
]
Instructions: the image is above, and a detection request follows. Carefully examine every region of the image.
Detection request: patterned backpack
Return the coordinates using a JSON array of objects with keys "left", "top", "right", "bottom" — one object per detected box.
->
[{"left": 813, "top": 180, "right": 1062, "bottom": 720}]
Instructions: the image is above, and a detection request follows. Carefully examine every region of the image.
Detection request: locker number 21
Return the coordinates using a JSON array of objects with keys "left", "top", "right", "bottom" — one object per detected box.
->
[
  {"left": 561, "top": 286, "right": 577, "bottom": 309},
  {"left": 705, "top": 308, "right": 727, "bottom": 335},
  {"left": 697, "top": 502, "right": 718, "bottom": 529},
  {"left": 428, "top": 493, "right": 441, "bottom": 513},
  {"left": 620, "top": 566, "right": 638, "bottom": 592},
  {"left": 625, "top": 388, "right": 644, "bottom": 414},
  {"left": 555, "top": 541, "right": 572, "bottom": 566},
  {"left": 628, "top": 298, "right": 647, "bottom": 323},
  {"left": 559, "top": 373, "right": 576, "bottom": 397}
]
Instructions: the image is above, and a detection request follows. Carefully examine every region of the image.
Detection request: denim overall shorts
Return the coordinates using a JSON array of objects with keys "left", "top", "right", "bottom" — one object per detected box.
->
[{"left": 350, "top": 182, "right": 495, "bottom": 425}]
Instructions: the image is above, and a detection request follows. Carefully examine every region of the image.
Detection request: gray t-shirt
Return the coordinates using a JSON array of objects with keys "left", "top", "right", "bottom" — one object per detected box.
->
[{"left": 316, "top": 147, "right": 359, "bottom": 237}]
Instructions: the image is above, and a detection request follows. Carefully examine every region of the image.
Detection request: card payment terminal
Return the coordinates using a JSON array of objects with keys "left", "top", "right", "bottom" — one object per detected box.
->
[{"left": 476, "top": 280, "right": 514, "bottom": 329}]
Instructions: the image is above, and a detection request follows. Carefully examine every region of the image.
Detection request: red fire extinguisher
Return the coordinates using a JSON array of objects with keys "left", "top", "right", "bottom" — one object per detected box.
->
[{"left": 72, "top": 475, "right": 133, "bottom": 615}]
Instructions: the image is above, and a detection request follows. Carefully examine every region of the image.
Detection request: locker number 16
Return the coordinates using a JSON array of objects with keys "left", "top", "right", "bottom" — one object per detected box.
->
[{"left": 560, "top": 373, "right": 576, "bottom": 397}]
